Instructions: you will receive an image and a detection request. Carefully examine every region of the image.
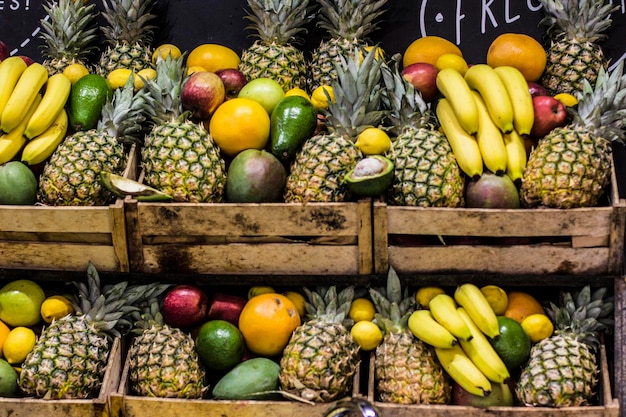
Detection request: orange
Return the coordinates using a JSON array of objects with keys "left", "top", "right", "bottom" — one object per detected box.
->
[
  {"left": 403, "top": 36, "right": 462, "bottom": 68},
  {"left": 186, "top": 44, "right": 240, "bottom": 73},
  {"left": 503, "top": 291, "right": 545, "bottom": 323},
  {"left": 238, "top": 293, "right": 301, "bottom": 357},
  {"left": 209, "top": 97, "right": 270, "bottom": 158},
  {"left": 486, "top": 33, "right": 547, "bottom": 82},
  {"left": 0, "top": 320, "right": 9, "bottom": 357}
]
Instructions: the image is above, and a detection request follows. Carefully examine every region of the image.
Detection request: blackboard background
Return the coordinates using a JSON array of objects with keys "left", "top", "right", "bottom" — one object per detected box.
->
[{"left": 1, "top": 0, "right": 626, "bottom": 196}]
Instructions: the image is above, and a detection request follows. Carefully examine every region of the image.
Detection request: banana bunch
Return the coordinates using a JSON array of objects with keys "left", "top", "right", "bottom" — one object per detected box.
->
[
  {"left": 409, "top": 284, "right": 509, "bottom": 397},
  {"left": 0, "top": 57, "right": 71, "bottom": 164},
  {"left": 435, "top": 64, "right": 532, "bottom": 182}
]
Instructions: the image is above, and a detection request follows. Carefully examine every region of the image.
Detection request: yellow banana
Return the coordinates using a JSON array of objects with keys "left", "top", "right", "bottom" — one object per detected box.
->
[
  {"left": 471, "top": 91, "right": 507, "bottom": 175},
  {"left": 428, "top": 293, "right": 473, "bottom": 342},
  {"left": 457, "top": 307, "right": 511, "bottom": 383},
  {"left": 436, "top": 98, "right": 483, "bottom": 179},
  {"left": 436, "top": 67, "right": 479, "bottom": 135},
  {"left": 503, "top": 129, "right": 527, "bottom": 184},
  {"left": 464, "top": 64, "right": 514, "bottom": 134},
  {"left": 21, "top": 108, "right": 68, "bottom": 166},
  {"left": 494, "top": 66, "right": 535, "bottom": 136},
  {"left": 0, "top": 57, "right": 28, "bottom": 120},
  {"left": 0, "top": 94, "right": 42, "bottom": 164},
  {"left": 454, "top": 283, "right": 500, "bottom": 339},
  {"left": 435, "top": 345, "right": 492, "bottom": 397},
  {"left": 24, "top": 73, "right": 71, "bottom": 139},
  {"left": 1, "top": 62, "right": 49, "bottom": 133},
  {"left": 408, "top": 309, "right": 458, "bottom": 348}
]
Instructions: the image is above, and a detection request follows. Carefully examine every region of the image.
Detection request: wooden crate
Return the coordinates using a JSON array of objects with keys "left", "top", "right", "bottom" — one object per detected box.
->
[
  {"left": 373, "top": 167, "right": 626, "bottom": 275},
  {"left": 366, "top": 342, "right": 619, "bottom": 417},
  {"left": 0, "top": 338, "right": 122, "bottom": 417},
  {"left": 125, "top": 199, "right": 373, "bottom": 275}
]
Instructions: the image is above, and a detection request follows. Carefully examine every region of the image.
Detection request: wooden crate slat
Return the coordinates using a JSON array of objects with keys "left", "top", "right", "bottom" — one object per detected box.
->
[
  {"left": 0, "top": 205, "right": 115, "bottom": 233},
  {"left": 0, "top": 242, "right": 121, "bottom": 271}
]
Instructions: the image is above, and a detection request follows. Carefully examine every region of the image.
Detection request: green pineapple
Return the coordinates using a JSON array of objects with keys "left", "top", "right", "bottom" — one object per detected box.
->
[
  {"left": 239, "top": 0, "right": 313, "bottom": 91},
  {"left": 141, "top": 56, "right": 226, "bottom": 203},
  {"left": 279, "top": 286, "right": 360, "bottom": 402},
  {"left": 539, "top": 0, "right": 619, "bottom": 96},
  {"left": 19, "top": 262, "right": 167, "bottom": 399},
  {"left": 98, "top": 0, "right": 157, "bottom": 75},
  {"left": 516, "top": 285, "right": 614, "bottom": 407},
  {"left": 284, "top": 47, "right": 385, "bottom": 203},
  {"left": 381, "top": 59, "right": 465, "bottom": 207},
  {"left": 520, "top": 62, "right": 626, "bottom": 208},
  {"left": 38, "top": 76, "right": 147, "bottom": 206},
  {"left": 39, "top": 0, "right": 99, "bottom": 74},
  {"left": 309, "top": 0, "right": 388, "bottom": 90},
  {"left": 369, "top": 267, "right": 450, "bottom": 404},
  {"left": 128, "top": 301, "right": 206, "bottom": 399}
]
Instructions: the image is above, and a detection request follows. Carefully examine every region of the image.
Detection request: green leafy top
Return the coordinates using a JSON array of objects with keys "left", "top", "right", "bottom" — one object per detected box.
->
[
  {"left": 316, "top": 0, "right": 388, "bottom": 42},
  {"left": 245, "top": 0, "right": 314, "bottom": 45},
  {"left": 539, "top": 0, "right": 618, "bottom": 43},
  {"left": 368, "top": 267, "right": 415, "bottom": 334}
]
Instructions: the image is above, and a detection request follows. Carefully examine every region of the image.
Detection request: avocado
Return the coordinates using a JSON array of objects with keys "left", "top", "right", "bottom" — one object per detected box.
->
[
  {"left": 67, "top": 74, "right": 112, "bottom": 131},
  {"left": 345, "top": 155, "right": 394, "bottom": 197},
  {"left": 269, "top": 95, "right": 318, "bottom": 163},
  {"left": 211, "top": 357, "right": 280, "bottom": 400},
  {"left": 100, "top": 171, "right": 173, "bottom": 202}
]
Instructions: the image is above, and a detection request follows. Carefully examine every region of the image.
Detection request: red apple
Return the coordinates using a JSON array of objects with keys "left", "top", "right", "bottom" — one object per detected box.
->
[
  {"left": 530, "top": 95, "right": 568, "bottom": 138},
  {"left": 181, "top": 71, "right": 226, "bottom": 120},
  {"left": 19, "top": 56, "right": 35, "bottom": 66},
  {"left": 401, "top": 62, "right": 439, "bottom": 102},
  {"left": 527, "top": 81, "right": 549, "bottom": 98},
  {"left": 215, "top": 68, "right": 248, "bottom": 99},
  {"left": 161, "top": 284, "right": 209, "bottom": 329},
  {"left": 207, "top": 292, "right": 247, "bottom": 325},
  {"left": 0, "top": 41, "right": 9, "bottom": 62}
]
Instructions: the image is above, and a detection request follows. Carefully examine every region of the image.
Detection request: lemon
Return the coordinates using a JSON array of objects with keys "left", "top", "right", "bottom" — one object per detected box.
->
[
  {"left": 435, "top": 53, "right": 469, "bottom": 75},
  {"left": 40, "top": 295, "right": 75, "bottom": 324},
  {"left": 106, "top": 68, "right": 134, "bottom": 90},
  {"left": 480, "top": 285, "right": 509, "bottom": 315},
  {"left": 134, "top": 68, "right": 157, "bottom": 91},
  {"left": 553, "top": 93, "right": 578, "bottom": 107},
  {"left": 350, "top": 320, "right": 383, "bottom": 351},
  {"left": 283, "top": 291, "right": 307, "bottom": 317},
  {"left": 152, "top": 43, "right": 182, "bottom": 64},
  {"left": 62, "top": 63, "right": 90, "bottom": 84},
  {"left": 521, "top": 313, "right": 554, "bottom": 343},
  {"left": 354, "top": 127, "right": 391, "bottom": 155},
  {"left": 3, "top": 327, "right": 36, "bottom": 364},
  {"left": 247, "top": 286, "right": 276, "bottom": 299},
  {"left": 310, "top": 85, "right": 334, "bottom": 110},
  {"left": 285, "top": 87, "right": 310, "bottom": 100},
  {"left": 349, "top": 298, "right": 376, "bottom": 322},
  {"left": 415, "top": 286, "right": 446, "bottom": 309}
]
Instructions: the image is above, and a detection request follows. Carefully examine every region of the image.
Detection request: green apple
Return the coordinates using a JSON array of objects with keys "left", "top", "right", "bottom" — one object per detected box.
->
[
  {"left": 0, "top": 280, "right": 45, "bottom": 327},
  {"left": 0, "top": 359, "right": 17, "bottom": 397},
  {"left": 237, "top": 78, "right": 285, "bottom": 114}
]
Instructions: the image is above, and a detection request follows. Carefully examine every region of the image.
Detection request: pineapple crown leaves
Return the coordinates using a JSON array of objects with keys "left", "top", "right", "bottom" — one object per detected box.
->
[
  {"left": 316, "top": 0, "right": 389, "bottom": 42},
  {"left": 539, "top": 0, "right": 618, "bottom": 42},
  {"left": 130, "top": 300, "right": 166, "bottom": 333},
  {"left": 303, "top": 286, "right": 355, "bottom": 326},
  {"left": 39, "top": 0, "right": 100, "bottom": 61},
  {"left": 142, "top": 55, "right": 189, "bottom": 124},
  {"left": 368, "top": 267, "right": 415, "bottom": 334},
  {"left": 324, "top": 46, "right": 387, "bottom": 138},
  {"left": 244, "top": 0, "right": 314, "bottom": 45},
  {"left": 100, "top": 0, "right": 158, "bottom": 45}
]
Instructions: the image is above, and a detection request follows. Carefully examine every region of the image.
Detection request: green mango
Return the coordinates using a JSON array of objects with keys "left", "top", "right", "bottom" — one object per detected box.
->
[{"left": 211, "top": 357, "right": 280, "bottom": 400}]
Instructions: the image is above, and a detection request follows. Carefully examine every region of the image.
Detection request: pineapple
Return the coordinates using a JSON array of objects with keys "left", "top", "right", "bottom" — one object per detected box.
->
[
  {"left": 98, "top": 0, "right": 157, "bottom": 75},
  {"left": 141, "top": 56, "right": 226, "bottom": 203},
  {"left": 279, "top": 286, "right": 360, "bottom": 402},
  {"left": 38, "top": 77, "right": 147, "bottom": 206},
  {"left": 39, "top": 0, "right": 99, "bottom": 74},
  {"left": 19, "top": 262, "right": 167, "bottom": 399},
  {"left": 516, "top": 285, "right": 614, "bottom": 407},
  {"left": 239, "top": 0, "right": 313, "bottom": 91},
  {"left": 128, "top": 301, "right": 206, "bottom": 399},
  {"left": 520, "top": 62, "right": 626, "bottom": 208},
  {"left": 309, "top": 0, "right": 388, "bottom": 90},
  {"left": 539, "top": 0, "right": 619, "bottom": 96},
  {"left": 369, "top": 267, "right": 450, "bottom": 404},
  {"left": 284, "top": 47, "right": 385, "bottom": 203},
  {"left": 381, "top": 59, "right": 465, "bottom": 207}
]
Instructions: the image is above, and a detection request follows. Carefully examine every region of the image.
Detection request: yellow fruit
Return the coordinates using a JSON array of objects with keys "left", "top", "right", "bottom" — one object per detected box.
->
[
  {"left": 521, "top": 313, "right": 554, "bottom": 343},
  {"left": 504, "top": 291, "right": 545, "bottom": 323},
  {"left": 186, "top": 66, "right": 206, "bottom": 76},
  {"left": 3, "top": 327, "right": 36, "bottom": 364},
  {"left": 152, "top": 43, "right": 182, "bottom": 64},
  {"left": 435, "top": 53, "right": 469, "bottom": 75},
  {"left": 310, "top": 85, "right": 335, "bottom": 110},
  {"left": 354, "top": 127, "right": 391, "bottom": 155},
  {"left": 40, "top": 295, "right": 74, "bottom": 324},
  {"left": 62, "top": 63, "right": 89, "bottom": 84},
  {"left": 359, "top": 45, "right": 386, "bottom": 63},
  {"left": 553, "top": 93, "right": 578, "bottom": 107},
  {"left": 480, "top": 285, "right": 509, "bottom": 315},
  {"left": 187, "top": 44, "right": 240, "bottom": 73},
  {"left": 106, "top": 68, "right": 133, "bottom": 90},
  {"left": 486, "top": 33, "right": 547, "bottom": 82},
  {"left": 0, "top": 321, "right": 10, "bottom": 358},
  {"left": 283, "top": 291, "right": 307, "bottom": 317},
  {"left": 403, "top": 36, "right": 463, "bottom": 68},
  {"left": 415, "top": 286, "right": 446, "bottom": 309},
  {"left": 285, "top": 87, "right": 310, "bottom": 100},
  {"left": 247, "top": 286, "right": 276, "bottom": 299},
  {"left": 350, "top": 320, "right": 383, "bottom": 351},
  {"left": 349, "top": 298, "right": 376, "bottom": 323},
  {"left": 134, "top": 68, "right": 157, "bottom": 90}
]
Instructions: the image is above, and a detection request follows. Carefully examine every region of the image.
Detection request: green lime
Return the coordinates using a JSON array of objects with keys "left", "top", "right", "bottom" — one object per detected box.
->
[
  {"left": 0, "top": 359, "right": 18, "bottom": 397},
  {"left": 489, "top": 316, "right": 531, "bottom": 372},
  {"left": 67, "top": 74, "right": 112, "bottom": 131},
  {"left": 195, "top": 320, "right": 244, "bottom": 371}
]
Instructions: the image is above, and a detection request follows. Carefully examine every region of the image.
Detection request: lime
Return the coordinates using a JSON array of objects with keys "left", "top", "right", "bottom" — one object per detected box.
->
[
  {"left": 195, "top": 320, "right": 244, "bottom": 371},
  {"left": 3, "top": 326, "right": 36, "bottom": 364},
  {"left": 0, "top": 359, "right": 18, "bottom": 397},
  {"left": 488, "top": 316, "right": 531, "bottom": 372},
  {"left": 350, "top": 320, "right": 383, "bottom": 351}
]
